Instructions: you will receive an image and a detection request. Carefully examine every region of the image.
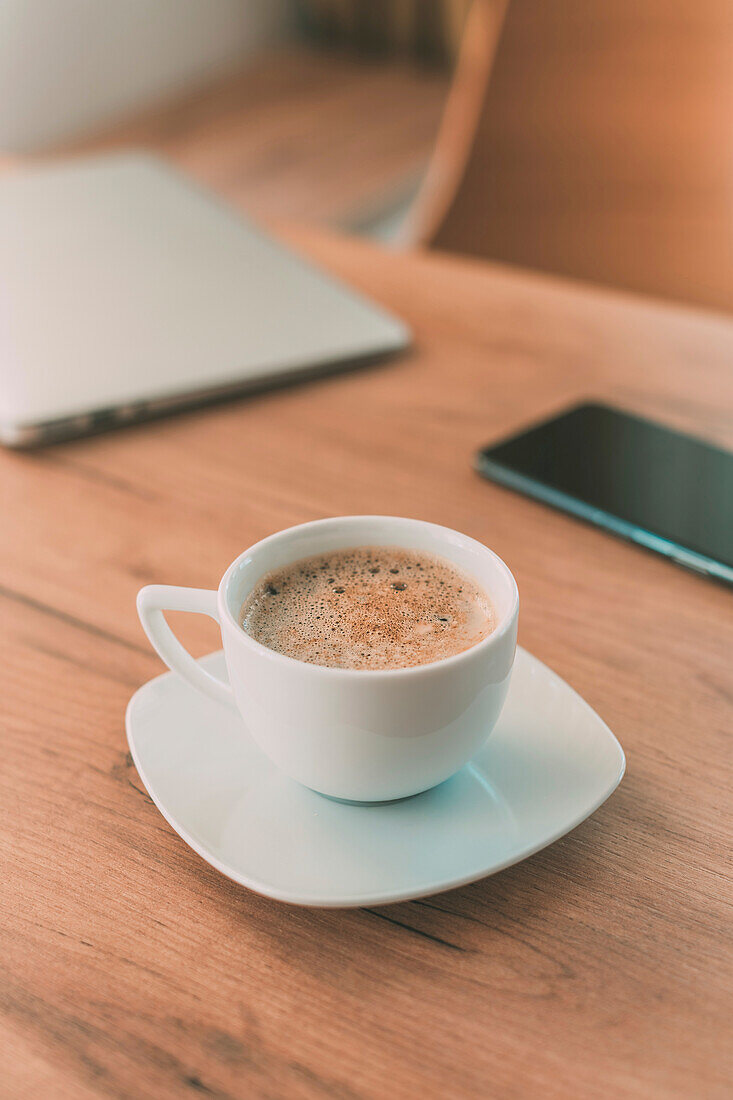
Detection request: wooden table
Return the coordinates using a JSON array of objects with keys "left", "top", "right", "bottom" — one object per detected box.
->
[
  {"left": 58, "top": 49, "right": 448, "bottom": 231},
  {"left": 2, "top": 227, "right": 731, "bottom": 1099}
]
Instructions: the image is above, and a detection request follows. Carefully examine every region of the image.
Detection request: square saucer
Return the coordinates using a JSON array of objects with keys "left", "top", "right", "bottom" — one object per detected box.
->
[{"left": 126, "top": 648, "right": 624, "bottom": 907}]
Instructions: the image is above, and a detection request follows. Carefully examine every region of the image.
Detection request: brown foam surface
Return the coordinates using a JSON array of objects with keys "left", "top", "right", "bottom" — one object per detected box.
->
[{"left": 239, "top": 546, "right": 495, "bottom": 670}]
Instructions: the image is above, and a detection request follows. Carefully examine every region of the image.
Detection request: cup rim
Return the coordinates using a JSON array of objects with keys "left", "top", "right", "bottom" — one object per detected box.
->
[{"left": 218, "top": 515, "right": 519, "bottom": 679}]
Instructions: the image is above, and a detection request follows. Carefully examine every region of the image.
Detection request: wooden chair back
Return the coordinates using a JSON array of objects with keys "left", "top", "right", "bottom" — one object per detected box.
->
[{"left": 420, "top": 0, "right": 733, "bottom": 313}]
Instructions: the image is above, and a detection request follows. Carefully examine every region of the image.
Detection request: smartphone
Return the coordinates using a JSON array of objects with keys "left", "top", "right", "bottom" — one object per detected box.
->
[{"left": 476, "top": 402, "right": 733, "bottom": 586}]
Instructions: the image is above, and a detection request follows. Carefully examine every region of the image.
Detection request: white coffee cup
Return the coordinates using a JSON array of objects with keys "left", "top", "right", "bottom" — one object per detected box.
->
[{"left": 137, "top": 516, "right": 519, "bottom": 801}]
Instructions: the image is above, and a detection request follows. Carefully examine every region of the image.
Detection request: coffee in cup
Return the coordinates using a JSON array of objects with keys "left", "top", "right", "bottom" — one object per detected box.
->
[
  {"left": 239, "top": 546, "right": 495, "bottom": 670},
  {"left": 137, "top": 516, "right": 518, "bottom": 800}
]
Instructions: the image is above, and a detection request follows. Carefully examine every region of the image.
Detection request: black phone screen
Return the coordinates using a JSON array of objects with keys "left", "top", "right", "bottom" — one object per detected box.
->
[{"left": 476, "top": 403, "right": 733, "bottom": 584}]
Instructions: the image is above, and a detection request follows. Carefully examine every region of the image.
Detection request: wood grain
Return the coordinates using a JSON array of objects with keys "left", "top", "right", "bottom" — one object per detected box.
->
[
  {"left": 2, "top": 226, "right": 732, "bottom": 1099},
  {"left": 431, "top": 0, "right": 733, "bottom": 314}
]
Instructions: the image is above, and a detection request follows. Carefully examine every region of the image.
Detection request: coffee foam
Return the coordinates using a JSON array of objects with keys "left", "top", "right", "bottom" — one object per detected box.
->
[{"left": 239, "top": 546, "right": 495, "bottom": 670}]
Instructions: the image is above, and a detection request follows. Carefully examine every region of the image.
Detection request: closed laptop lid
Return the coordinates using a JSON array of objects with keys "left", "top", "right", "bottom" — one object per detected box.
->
[{"left": 0, "top": 153, "right": 409, "bottom": 440}]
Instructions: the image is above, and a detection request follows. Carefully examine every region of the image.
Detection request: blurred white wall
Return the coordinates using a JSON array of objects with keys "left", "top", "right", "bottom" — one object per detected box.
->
[{"left": 0, "top": 0, "right": 295, "bottom": 152}]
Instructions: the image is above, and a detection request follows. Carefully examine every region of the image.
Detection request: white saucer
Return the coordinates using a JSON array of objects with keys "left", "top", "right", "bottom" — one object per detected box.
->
[{"left": 126, "top": 648, "right": 625, "bottom": 908}]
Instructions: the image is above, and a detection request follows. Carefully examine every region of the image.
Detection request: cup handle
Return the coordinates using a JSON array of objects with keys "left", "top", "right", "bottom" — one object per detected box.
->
[{"left": 137, "top": 585, "right": 236, "bottom": 709}]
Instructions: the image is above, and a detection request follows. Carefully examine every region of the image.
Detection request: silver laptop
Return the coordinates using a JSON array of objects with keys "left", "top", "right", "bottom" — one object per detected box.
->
[{"left": 0, "top": 153, "right": 409, "bottom": 446}]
